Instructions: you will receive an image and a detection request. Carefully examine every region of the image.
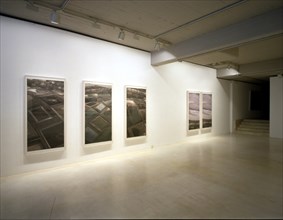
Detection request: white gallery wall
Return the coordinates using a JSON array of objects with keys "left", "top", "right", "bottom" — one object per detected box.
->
[{"left": 0, "top": 16, "right": 230, "bottom": 177}]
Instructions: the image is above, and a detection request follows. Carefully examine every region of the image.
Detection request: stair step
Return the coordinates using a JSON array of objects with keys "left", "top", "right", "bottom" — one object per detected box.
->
[
  {"left": 236, "top": 119, "right": 270, "bottom": 136},
  {"left": 238, "top": 126, "right": 269, "bottom": 131},
  {"left": 238, "top": 124, "right": 269, "bottom": 128},
  {"left": 241, "top": 121, "right": 269, "bottom": 125},
  {"left": 242, "top": 120, "right": 269, "bottom": 124},
  {"left": 239, "top": 125, "right": 269, "bottom": 130},
  {"left": 241, "top": 123, "right": 269, "bottom": 127},
  {"left": 235, "top": 130, "right": 269, "bottom": 136},
  {"left": 243, "top": 119, "right": 269, "bottom": 121},
  {"left": 241, "top": 124, "right": 269, "bottom": 128}
]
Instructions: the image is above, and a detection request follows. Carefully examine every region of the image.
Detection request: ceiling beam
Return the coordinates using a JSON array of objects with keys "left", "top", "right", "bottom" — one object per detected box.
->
[
  {"left": 154, "top": 0, "right": 247, "bottom": 39},
  {"left": 151, "top": 7, "right": 283, "bottom": 66},
  {"left": 239, "top": 58, "right": 283, "bottom": 77}
]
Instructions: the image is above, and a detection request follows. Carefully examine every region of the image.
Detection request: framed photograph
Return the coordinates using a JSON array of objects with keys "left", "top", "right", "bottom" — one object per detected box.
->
[
  {"left": 25, "top": 76, "right": 65, "bottom": 153},
  {"left": 83, "top": 82, "right": 112, "bottom": 146},
  {"left": 126, "top": 86, "right": 146, "bottom": 139},
  {"left": 202, "top": 93, "right": 212, "bottom": 128},
  {"left": 187, "top": 91, "right": 200, "bottom": 131}
]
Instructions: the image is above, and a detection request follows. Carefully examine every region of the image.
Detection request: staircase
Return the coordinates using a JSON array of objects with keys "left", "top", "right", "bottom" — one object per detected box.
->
[{"left": 236, "top": 119, "right": 269, "bottom": 136}]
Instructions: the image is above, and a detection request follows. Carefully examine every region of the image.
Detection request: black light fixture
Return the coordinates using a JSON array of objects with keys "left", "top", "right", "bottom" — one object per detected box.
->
[
  {"left": 50, "top": 10, "right": 60, "bottom": 25},
  {"left": 118, "top": 29, "right": 125, "bottom": 40}
]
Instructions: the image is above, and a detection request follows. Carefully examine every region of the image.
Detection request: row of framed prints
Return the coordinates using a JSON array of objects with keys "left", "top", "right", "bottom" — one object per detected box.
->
[
  {"left": 84, "top": 82, "right": 146, "bottom": 145},
  {"left": 25, "top": 76, "right": 146, "bottom": 153},
  {"left": 25, "top": 76, "right": 212, "bottom": 153}
]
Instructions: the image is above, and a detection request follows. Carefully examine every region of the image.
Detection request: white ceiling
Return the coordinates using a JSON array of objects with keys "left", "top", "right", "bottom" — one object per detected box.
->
[{"left": 1, "top": 0, "right": 283, "bottom": 82}]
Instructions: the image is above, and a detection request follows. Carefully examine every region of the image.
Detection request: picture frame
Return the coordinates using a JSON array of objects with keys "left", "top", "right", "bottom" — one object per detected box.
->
[
  {"left": 187, "top": 91, "right": 213, "bottom": 135},
  {"left": 125, "top": 86, "right": 147, "bottom": 139},
  {"left": 25, "top": 76, "right": 66, "bottom": 154},
  {"left": 83, "top": 81, "right": 112, "bottom": 147},
  {"left": 202, "top": 93, "right": 212, "bottom": 129},
  {"left": 187, "top": 91, "right": 200, "bottom": 132}
]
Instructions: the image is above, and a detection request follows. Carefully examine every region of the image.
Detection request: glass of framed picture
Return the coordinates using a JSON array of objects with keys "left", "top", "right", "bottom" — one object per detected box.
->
[
  {"left": 83, "top": 81, "right": 112, "bottom": 147},
  {"left": 187, "top": 91, "right": 200, "bottom": 131},
  {"left": 25, "top": 76, "right": 65, "bottom": 153},
  {"left": 202, "top": 93, "right": 212, "bottom": 129},
  {"left": 125, "top": 86, "right": 147, "bottom": 139},
  {"left": 187, "top": 91, "right": 212, "bottom": 135}
]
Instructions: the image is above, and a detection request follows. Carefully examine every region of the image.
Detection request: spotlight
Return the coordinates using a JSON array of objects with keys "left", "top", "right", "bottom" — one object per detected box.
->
[
  {"left": 154, "top": 40, "right": 161, "bottom": 51},
  {"left": 118, "top": 30, "right": 125, "bottom": 40},
  {"left": 50, "top": 10, "right": 60, "bottom": 25}
]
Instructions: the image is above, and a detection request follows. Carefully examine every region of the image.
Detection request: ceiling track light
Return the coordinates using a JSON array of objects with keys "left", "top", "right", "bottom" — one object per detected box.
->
[
  {"left": 28, "top": 1, "right": 171, "bottom": 47},
  {"left": 50, "top": 10, "right": 60, "bottom": 25},
  {"left": 154, "top": 40, "right": 161, "bottom": 51},
  {"left": 118, "top": 29, "right": 125, "bottom": 41}
]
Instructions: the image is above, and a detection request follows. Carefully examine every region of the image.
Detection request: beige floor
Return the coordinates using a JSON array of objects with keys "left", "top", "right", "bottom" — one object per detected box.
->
[{"left": 1, "top": 134, "right": 282, "bottom": 219}]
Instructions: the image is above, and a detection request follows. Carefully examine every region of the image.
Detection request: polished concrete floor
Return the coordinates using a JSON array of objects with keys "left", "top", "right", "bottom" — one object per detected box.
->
[{"left": 1, "top": 134, "right": 282, "bottom": 219}]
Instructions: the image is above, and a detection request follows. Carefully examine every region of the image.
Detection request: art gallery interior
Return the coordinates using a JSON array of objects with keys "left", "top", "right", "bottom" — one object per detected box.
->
[{"left": 0, "top": 0, "right": 282, "bottom": 219}]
